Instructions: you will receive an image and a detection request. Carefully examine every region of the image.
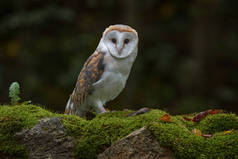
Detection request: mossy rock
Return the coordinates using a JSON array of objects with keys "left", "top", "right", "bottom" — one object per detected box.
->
[{"left": 0, "top": 104, "right": 237, "bottom": 159}]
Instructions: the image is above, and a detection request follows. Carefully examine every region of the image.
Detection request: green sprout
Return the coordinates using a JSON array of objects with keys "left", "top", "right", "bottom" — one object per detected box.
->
[{"left": 9, "top": 82, "right": 21, "bottom": 105}]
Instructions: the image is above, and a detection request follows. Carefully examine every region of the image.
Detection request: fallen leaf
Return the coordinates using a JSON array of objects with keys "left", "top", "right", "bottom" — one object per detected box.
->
[
  {"left": 192, "top": 111, "right": 209, "bottom": 122},
  {"left": 192, "top": 109, "right": 223, "bottom": 122},
  {"left": 208, "top": 109, "right": 222, "bottom": 114},
  {"left": 128, "top": 107, "right": 151, "bottom": 117},
  {"left": 183, "top": 116, "right": 192, "bottom": 121},
  {"left": 192, "top": 128, "right": 202, "bottom": 136},
  {"left": 192, "top": 128, "right": 213, "bottom": 138},
  {"left": 159, "top": 113, "right": 172, "bottom": 122},
  {"left": 105, "top": 108, "right": 110, "bottom": 112},
  {"left": 223, "top": 130, "right": 232, "bottom": 135},
  {"left": 202, "top": 134, "right": 213, "bottom": 138}
]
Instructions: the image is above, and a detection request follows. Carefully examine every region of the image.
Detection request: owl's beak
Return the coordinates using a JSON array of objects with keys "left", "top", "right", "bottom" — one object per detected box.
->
[
  {"left": 117, "top": 43, "right": 125, "bottom": 55},
  {"left": 118, "top": 49, "right": 122, "bottom": 55}
]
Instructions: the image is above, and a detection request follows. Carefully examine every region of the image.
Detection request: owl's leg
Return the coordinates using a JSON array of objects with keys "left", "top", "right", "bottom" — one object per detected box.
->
[
  {"left": 93, "top": 100, "right": 107, "bottom": 114},
  {"left": 76, "top": 109, "right": 86, "bottom": 117},
  {"left": 76, "top": 103, "right": 90, "bottom": 118}
]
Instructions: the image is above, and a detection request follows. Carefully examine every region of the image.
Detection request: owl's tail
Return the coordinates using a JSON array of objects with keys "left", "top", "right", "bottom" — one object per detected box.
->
[
  {"left": 64, "top": 95, "right": 76, "bottom": 115},
  {"left": 65, "top": 95, "right": 86, "bottom": 117}
]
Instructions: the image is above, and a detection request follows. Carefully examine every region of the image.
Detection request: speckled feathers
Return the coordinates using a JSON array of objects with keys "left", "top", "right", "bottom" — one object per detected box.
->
[
  {"left": 65, "top": 52, "right": 105, "bottom": 114},
  {"left": 72, "top": 52, "right": 105, "bottom": 104}
]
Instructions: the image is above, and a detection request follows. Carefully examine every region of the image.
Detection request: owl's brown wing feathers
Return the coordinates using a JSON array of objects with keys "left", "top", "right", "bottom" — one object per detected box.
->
[{"left": 70, "top": 52, "right": 105, "bottom": 107}]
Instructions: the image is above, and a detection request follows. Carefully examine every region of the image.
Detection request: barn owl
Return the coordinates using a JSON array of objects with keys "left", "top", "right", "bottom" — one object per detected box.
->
[{"left": 65, "top": 24, "right": 138, "bottom": 117}]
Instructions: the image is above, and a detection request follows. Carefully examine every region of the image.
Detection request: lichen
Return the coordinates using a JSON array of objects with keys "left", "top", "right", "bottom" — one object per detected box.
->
[{"left": 0, "top": 104, "right": 237, "bottom": 159}]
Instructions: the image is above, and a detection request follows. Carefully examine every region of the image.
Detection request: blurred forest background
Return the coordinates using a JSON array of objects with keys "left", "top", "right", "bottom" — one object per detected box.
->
[{"left": 0, "top": 0, "right": 238, "bottom": 114}]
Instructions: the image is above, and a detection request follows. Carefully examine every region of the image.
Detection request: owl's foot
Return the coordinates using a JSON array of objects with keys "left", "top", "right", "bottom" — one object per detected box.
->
[{"left": 94, "top": 105, "right": 107, "bottom": 114}]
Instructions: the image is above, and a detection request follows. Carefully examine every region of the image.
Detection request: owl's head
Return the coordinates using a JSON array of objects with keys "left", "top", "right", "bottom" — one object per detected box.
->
[{"left": 101, "top": 24, "right": 138, "bottom": 59}]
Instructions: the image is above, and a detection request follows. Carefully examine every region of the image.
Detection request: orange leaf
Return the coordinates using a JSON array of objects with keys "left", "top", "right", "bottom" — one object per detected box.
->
[
  {"left": 159, "top": 113, "right": 172, "bottom": 122},
  {"left": 208, "top": 109, "right": 221, "bottom": 114},
  {"left": 105, "top": 108, "right": 110, "bottom": 112},
  {"left": 223, "top": 130, "right": 232, "bottom": 135},
  {"left": 183, "top": 116, "right": 192, "bottom": 121},
  {"left": 192, "top": 128, "right": 202, "bottom": 136}
]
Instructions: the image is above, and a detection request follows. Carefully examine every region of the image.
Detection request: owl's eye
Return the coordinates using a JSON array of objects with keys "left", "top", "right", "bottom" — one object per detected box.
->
[
  {"left": 111, "top": 38, "right": 117, "bottom": 44},
  {"left": 124, "top": 39, "right": 130, "bottom": 44}
]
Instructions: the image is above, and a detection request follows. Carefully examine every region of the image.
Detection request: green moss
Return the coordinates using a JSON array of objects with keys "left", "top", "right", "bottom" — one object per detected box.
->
[
  {"left": 62, "top": 110, "right": 166, "bottom": 158},
  {"left": 204, "top": 131, "right": 238, "bottom": 158},
  {"left": 150, "top": 113, "right": 238, "bottom": 159},
  {"left": 0, "top": 104, "right": 53, "bottom": 158},
  {"left": 197, "top": 114, "right": 238, "bottom": 134},
  {"left": 0, "top": 104, "right": 237, "bottom": 159}
]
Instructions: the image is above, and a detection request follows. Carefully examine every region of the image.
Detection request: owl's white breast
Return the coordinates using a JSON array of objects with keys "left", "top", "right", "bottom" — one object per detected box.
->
[{"left": 89, "top": 48, "right": 137, "bottom": 105}]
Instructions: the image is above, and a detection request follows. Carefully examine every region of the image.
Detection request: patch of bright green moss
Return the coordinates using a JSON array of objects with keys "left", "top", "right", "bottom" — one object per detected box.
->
[
  {"left": 0, "top": 104, "right": 237, "bottom": 159},
  {"left": 0, "top": 104, "right": 53, "bottom": 158},
  {"left": 149, "top": 113, "right": 238, "bottom": 159}
]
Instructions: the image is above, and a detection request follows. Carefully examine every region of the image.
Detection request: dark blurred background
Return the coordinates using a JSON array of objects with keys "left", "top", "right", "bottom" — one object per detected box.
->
[{"left": 0, "top": 0, "right": 237, "bottom": 114}]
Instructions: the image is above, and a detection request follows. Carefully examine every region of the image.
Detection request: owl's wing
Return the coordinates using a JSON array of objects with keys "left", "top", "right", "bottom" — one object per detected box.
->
[{"left": 65, "top": 51, "right": 105, "bottom": 114}]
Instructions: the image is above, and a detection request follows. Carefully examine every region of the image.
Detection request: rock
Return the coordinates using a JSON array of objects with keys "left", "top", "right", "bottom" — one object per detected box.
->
[
  {"left": 98, "top": 126, "right": 174, "bottom": 159},
  {"left": 127, "top": 107, "right": 151, "bottom": 117},
  {"left": 15, "top": 117, "right": 75, "bottom": 159}
]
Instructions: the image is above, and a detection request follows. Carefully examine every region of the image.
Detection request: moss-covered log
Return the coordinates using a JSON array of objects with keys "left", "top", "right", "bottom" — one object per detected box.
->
[{"left": 0, "top": 104, "right": 237, "bottom": 159}]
